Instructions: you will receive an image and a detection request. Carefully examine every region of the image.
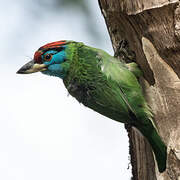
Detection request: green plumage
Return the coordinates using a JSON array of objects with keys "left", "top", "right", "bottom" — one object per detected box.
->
[
  {"left": 17, "top": 40, "right": 167, "bottom": 172},
  {"left": 63, "top": 42, "right": 167, "bottom": 172}
]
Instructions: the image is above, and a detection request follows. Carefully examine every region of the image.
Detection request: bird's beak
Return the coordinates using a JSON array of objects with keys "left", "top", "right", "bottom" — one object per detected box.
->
[{"left": 17, "top": 60, "right": 47, "bottom": 74}]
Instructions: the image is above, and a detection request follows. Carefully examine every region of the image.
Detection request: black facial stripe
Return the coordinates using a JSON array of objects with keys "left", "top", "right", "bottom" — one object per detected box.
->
[{"left": 39, "top": 46, "right": 65, "bottom": 53}]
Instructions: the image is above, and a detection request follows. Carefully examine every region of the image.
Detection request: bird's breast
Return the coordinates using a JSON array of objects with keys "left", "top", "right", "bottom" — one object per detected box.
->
[{"left": 66, "top": 79, "right": 96, "bottom": 104}]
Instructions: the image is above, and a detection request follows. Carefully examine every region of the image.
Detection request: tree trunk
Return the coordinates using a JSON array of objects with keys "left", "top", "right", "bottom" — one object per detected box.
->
[{"left": 98, "top": 0, "right": 180, "bottom": 179}]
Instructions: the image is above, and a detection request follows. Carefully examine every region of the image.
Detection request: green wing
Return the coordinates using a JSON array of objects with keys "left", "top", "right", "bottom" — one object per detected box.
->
[{"left": 96, "top": 49, "right": 152, "bottom": 124}]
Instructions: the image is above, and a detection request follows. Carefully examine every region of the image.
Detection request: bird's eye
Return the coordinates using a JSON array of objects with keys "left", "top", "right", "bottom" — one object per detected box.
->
[{"left": 44, "top": 54, "right": 52, "bottom": 61}]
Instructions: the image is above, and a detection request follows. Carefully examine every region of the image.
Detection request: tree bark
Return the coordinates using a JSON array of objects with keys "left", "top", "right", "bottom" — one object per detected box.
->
[{"left": 98, "top": 0, "right": 180, "bottom": 179}]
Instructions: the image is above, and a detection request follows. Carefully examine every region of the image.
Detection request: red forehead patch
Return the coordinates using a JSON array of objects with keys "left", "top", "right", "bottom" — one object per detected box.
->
[
  {"left": 34, "top": 40, "right": 67, "bottom": 64},
  {"left": 34, "top": 50, "right": 43, "bottom": 64},
  {"left": 40, "top": 40, "right": 67, "bottom": 49}
]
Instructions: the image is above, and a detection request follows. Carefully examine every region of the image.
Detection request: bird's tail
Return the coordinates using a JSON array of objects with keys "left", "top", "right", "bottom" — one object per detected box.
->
[
  {"left": 137, "top": 123, "right": 167, "bottom": 173},
  {"left": 117, "top": 83, "right": 167, "bottom": 172}
]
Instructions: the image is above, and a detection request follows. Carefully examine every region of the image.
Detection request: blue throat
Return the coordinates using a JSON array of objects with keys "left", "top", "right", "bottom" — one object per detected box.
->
[{"left": 42, "top": 64, "right": 65, "bottom": 79}]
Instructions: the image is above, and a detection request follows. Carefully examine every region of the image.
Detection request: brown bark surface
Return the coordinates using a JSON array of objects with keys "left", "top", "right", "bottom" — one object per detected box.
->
[{"left": 98, "top": 0, "right": 180, "bottom": 179}]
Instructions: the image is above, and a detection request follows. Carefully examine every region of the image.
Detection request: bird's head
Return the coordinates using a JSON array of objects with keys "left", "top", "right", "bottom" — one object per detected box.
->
[{"left": 17, "top": 40, "right": 72, "bottom": 79}]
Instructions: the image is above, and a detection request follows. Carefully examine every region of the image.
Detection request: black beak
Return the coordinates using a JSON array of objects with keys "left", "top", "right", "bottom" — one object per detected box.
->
[{"left": 17, "top": 60, "right": 47, "bottom": 74}]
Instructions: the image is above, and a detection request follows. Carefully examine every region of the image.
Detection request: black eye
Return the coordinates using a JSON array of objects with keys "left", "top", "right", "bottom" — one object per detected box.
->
[{"left": 44, "top": 53, "right": 52, "bottom": 61}]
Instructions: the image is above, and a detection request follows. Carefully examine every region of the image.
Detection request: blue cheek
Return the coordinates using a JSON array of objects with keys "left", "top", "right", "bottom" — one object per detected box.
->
[
  {"left": 54, "top": 51, "right": 66, "bottom": 64},
  {"left": 44, "top": 50, "right": 66, "bottom": 65}
]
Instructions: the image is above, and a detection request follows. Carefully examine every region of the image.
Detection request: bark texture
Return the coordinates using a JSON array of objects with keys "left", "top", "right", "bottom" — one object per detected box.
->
[{"left": 98, "top": 0, "right": 180, "bottom": 179}]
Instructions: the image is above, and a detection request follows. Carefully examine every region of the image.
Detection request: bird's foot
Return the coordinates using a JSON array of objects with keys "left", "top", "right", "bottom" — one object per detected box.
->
[{"left": 114, "top": 39, "right": 136, "bottom": 63}]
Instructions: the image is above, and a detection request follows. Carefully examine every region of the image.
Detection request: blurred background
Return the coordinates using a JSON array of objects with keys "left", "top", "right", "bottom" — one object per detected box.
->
[{"left": 0, "top": 0, "right": 131, "bottom": 179}]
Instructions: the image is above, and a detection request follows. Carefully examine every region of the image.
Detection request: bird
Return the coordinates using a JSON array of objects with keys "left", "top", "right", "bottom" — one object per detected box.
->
[{"left": 17, "top": 40, "right": 167, "bottom": 172}]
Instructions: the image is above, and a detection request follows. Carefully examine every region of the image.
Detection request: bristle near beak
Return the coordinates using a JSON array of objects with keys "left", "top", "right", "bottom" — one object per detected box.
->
[{"left": 17, "top": 60, "right": 47, "bottom": 74}]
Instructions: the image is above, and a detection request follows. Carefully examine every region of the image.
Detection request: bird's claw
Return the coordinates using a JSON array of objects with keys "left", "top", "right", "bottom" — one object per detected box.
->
[{"left": 114, "top": 39, "right": 136, "bottom": 63}]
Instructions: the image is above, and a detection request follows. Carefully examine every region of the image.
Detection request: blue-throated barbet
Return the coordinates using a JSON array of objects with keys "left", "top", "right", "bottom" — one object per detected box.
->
[{"left": 17, "top": 40, "right": 167, "bottom": 172}]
